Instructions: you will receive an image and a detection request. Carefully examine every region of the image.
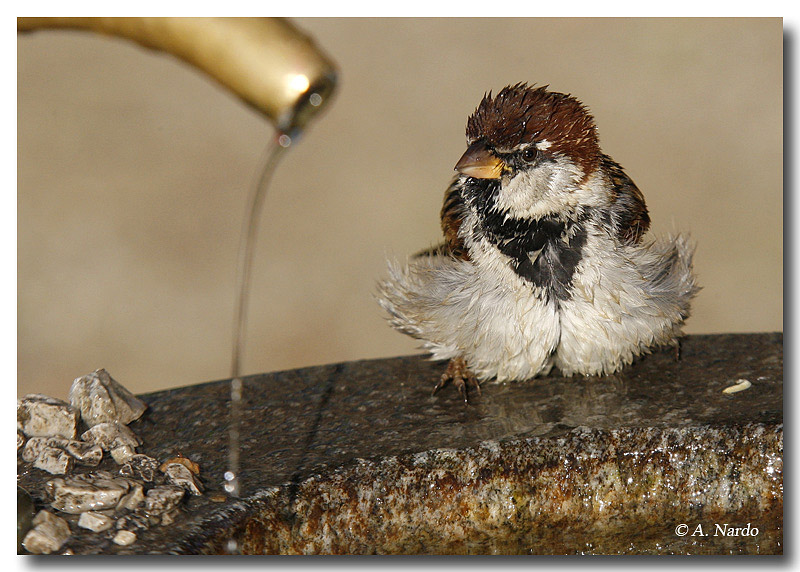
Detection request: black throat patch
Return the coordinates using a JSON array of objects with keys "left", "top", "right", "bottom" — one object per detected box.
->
[{"left": 464, "top": 178, "right": 587, "bottom": 301}]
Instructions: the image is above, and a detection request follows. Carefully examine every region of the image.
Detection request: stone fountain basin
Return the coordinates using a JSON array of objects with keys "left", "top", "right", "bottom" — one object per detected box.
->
[{"left": 17, "top": 333, "right": 783, "bottom": 554}]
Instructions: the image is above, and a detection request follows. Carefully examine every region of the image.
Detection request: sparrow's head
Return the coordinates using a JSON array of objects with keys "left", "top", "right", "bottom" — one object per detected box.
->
[{"left": 456, "top": 84, "right": 603, "bottom": 219}]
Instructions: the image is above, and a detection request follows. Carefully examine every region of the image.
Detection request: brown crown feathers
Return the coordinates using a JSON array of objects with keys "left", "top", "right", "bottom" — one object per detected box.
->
[{"left": 466, "top": 83, "right": 602, "bottom": 178}]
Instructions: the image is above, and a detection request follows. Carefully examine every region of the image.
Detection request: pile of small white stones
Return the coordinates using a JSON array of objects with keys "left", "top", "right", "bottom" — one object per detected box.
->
[{"left": 17, "top": 369, "right": 204, "bottom": 554}]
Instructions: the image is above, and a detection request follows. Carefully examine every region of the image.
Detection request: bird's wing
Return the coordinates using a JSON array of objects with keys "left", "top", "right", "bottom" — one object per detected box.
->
[
  {"left": 600, "top": 154, "right": 651, "bottom": 244},
  {"left": 413, "top": 178, "right": 471, "bottom": 260}
]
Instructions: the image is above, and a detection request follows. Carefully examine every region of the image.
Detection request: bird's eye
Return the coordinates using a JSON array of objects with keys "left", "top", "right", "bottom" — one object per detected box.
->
[{"left": 521, "top": 147, "right": 538, "bottom": 163}]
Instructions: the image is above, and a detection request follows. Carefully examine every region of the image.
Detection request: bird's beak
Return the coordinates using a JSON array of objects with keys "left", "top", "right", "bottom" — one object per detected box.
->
[{"left": 455, "top": 141, "right": 504, "bottom": 179}]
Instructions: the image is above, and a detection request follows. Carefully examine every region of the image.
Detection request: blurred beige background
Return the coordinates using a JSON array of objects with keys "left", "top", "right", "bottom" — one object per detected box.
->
[{"left": 18, "top": 18, "right": 783, "bottom": 400}]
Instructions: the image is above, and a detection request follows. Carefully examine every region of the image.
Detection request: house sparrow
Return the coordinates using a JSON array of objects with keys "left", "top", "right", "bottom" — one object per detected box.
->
[{"left": 377, "top": 84, "right": 698, "bottom": 402}]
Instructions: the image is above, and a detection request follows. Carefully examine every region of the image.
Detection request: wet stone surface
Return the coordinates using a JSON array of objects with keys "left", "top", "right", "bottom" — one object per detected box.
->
[
  {"left": 16, "top": 369, "right": 205, "bottom": 553},
  {"left": 17, "top": 333, "right": 783, "bottom": 554}
]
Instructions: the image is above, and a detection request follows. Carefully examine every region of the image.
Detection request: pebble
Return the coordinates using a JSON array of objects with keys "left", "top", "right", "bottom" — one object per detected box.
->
[
  {"left": 112, "top": 530, "right": 137, "bottom": 546},
  {"left": 44, "top": 477, "right": 65, "bottom": 497},
  {"left": 163, "top": 462, "right": 204, "bottom": 495},
  {"left": 17, "top": 394, "right": 79, "bottom": 439},
  {"left": 144, "top": 485, "right": 185, "bottom": 516},
  {"left": 21, "top": 436, "right": 50, "bottom": 463},
  {"left": 15, "top": 381, "right": 201, "bottom": 550},
  {"left": 723, "top": 378, "right": 752, "bottom": 394},
  {"left": 111, "top": 444, "right": 136, "bottom": 465},
  {"left": 77, "top": 511, "right": 114, "bottom": 532},
  {"left": 119, "top": 454, "right": 160, "bottom": 482},
  {"left": 22, "top": 510, "right": 71, "bottom": 554},
  {"left": 23, "top": 436, "right": 103, "bottom": 468},
  {"left": 81, "top": 422, "right": 141, "bottom": 452},
  {"left": 116, "top": 482, "right": 145, "bottom": 511},
  {"left": 159, "top": 456, "right": 200, "bottom": 475},
  {"left": 33, "top": 447, "right": 74, "bottom": 475},
  {"left": 64, "top": 440, "right": 104, "bottom": 466},
  {"left": 69, "top": 369, "right": 147, "bottom": 427},
  {"left": 159, "top": 508, "right": 180, "bottom": 526},
  {"left": 48, "top": 473, "right": 131, "bottom": 513},
  {"left": 116, "top": 512, "right": 150, "bottom": 532}
]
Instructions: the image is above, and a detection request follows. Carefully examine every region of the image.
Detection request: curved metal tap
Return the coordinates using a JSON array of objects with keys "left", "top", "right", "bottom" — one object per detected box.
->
[{"left": 17, "top": 17, "right": 338, "bottom": 137}]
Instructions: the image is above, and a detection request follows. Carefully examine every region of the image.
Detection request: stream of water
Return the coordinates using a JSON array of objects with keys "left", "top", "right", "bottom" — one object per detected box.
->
[{"left": 225, "top": 134, "right": 292, "bottom": 504}]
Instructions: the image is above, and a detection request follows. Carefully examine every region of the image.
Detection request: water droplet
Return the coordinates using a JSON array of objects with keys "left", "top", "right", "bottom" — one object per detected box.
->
[
  {"left": 278, "top": 133, "right": 292, "bottom": 148},
  {"left": 309, "top": 92, "right": 323, "bottom": 107}
]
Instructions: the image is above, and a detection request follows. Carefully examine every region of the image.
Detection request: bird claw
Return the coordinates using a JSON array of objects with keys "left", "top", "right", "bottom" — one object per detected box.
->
[{"left": 433, "top": 358, "right": 481, "bottom": 404}]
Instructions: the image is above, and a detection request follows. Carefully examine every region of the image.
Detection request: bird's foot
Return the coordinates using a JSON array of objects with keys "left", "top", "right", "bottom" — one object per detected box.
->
[{"left": 433, "top": 357, "right": 481, "bottom": 404}]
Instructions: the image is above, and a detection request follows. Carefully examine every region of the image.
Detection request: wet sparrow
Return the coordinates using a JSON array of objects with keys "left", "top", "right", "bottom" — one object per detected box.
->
[{"left": 378, "top": 84, "right": 698, "bottom": 402}]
